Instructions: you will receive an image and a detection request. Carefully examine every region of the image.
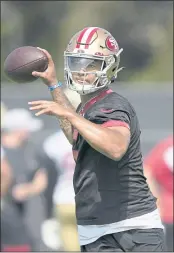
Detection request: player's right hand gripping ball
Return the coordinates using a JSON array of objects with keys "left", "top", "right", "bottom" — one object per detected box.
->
[{"left": 4, "top": 46, "right": 48, "bottom": 83}]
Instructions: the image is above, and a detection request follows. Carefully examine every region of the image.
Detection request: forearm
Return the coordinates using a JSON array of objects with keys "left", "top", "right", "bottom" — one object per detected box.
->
[
  {"left": 28, "top": 169, "right": 48, "bottom": 196},
  {"left": 1, "top": 178, "right": 10, "bottom": 197},
  {"left": 50, "top": 88, "right": 75, "bottom": 144},
  {"left": 1, "top": 160, "right": 12, "bottom": 197},
  {"left": 67, "top": 112, "right": 125, "bottom": 160}
]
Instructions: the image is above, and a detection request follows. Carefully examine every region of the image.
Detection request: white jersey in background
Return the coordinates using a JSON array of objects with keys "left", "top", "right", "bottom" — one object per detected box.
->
[{"left": 43, "top": 130, "right": 75, "bottom": 205}]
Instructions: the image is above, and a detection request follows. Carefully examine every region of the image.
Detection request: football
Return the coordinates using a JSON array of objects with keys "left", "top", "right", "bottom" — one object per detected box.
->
[{"left": 4, "top": 46, "right": 48, "bottom": 83}]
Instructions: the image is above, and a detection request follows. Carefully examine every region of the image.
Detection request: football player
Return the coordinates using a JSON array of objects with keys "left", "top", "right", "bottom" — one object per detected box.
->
[{"left": 29, "top": 27, "right": 166, "bottom": 252}]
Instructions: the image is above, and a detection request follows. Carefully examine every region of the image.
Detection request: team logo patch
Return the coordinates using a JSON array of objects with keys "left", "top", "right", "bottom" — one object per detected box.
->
[{"left": 105, "top": 36, "right": 118, "bottom": 52}]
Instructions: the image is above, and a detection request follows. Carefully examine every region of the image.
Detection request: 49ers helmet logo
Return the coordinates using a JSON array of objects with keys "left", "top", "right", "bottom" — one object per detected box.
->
[{"left": 105, "top": 36, "right": 118, "bottom": 52}]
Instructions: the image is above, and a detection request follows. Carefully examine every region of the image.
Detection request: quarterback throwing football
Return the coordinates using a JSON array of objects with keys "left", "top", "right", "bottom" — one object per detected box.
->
[{"left": 29, "top": 27, "right": 166, "bottom": 252}]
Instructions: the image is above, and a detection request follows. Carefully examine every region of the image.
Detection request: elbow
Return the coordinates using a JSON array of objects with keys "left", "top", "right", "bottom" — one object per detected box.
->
[
  {"left": 112, "top": 152, "right": 125, "bottom": 161},
  {"left": 100, "top": 129, "right": 130, "bottom": 161},
  {"left": 109, "top": 146, "right": 127, "bottom": 161}
]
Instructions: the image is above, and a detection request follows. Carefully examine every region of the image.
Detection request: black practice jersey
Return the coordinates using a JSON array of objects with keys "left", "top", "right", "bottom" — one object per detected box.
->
[{"left": 72, "top": 88, "right": 157, "bottom": 226}]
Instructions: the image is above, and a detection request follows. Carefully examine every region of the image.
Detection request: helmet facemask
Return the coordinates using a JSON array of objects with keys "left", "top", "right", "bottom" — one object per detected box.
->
[{"left": 64, "top": 49, "right": 123, "bottom": 95}]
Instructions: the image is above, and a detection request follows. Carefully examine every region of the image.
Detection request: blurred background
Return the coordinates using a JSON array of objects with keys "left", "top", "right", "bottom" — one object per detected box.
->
[{"left": 1, "top": 1, "right": 173, "bottom": 252}]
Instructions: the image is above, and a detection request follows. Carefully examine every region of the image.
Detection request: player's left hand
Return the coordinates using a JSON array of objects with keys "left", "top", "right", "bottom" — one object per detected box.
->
[{"left": 28, "top": 100, "right": 73, "bottom": 117}]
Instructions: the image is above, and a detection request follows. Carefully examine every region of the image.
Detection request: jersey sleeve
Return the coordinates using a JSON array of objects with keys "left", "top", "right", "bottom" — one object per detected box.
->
[{"left": 88, "top": 107, "right": 131, "bottom": 129}]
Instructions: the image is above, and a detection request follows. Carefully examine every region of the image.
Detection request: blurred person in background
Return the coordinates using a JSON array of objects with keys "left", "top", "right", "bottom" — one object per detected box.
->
[
  {"left": 42, "top": 130, "right": 80, "bottom": 251},
  {"left": 1, "top": 102, "right": 11, "bottom": 200},
  {"left": 1, "top": 146, "right": 12, "bottom": 202},
  {"left": 144, "top": 135, "right": 173, "bottom": 252},
  {"left": 1, "top": 108, "right": 48, "bottom": 251},
  {"left": 1, "top": 102, "right": 8, "bottom": 124},
  {"left": 1, "top": 146, "right": 33, "bottom": 252},
  {"left": 35, "top": 136, "right": 61, "bottom": 251},
  {"left": 29, "top": 27, "right": 166, "bottom": 251}
]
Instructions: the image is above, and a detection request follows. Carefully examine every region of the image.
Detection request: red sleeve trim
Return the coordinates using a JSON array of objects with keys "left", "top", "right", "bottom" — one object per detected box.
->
[{"left": 102, "top": 120, "right": 130, "bottom": 129}]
